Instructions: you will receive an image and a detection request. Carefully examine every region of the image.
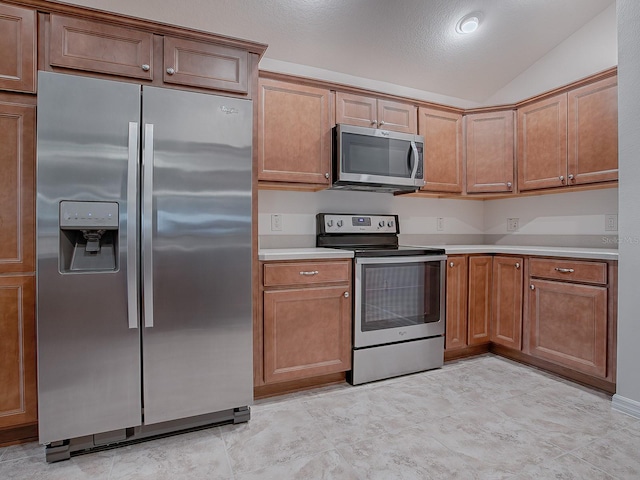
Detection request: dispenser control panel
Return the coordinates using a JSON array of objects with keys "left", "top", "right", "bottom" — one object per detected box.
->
[{"left": 59, "top": 201, "right": 119, "bottom": 229}]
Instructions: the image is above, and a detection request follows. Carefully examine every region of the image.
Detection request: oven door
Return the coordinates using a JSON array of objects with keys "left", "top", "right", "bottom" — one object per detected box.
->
[{"left": 354, "top": 255, "right": 446, "bottom": 348}]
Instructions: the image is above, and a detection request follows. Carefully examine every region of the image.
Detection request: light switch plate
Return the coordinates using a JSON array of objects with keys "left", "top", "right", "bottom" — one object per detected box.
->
[
  {"left": 436, "top": 217, "right": 445, "bottom": 231},
  {"left": 271, "top": 214, "right": 282, "bottom": 231}
]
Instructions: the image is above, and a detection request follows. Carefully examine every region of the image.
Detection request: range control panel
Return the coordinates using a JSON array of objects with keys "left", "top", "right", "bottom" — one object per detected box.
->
[{"left": 319, "top": 214, "right": 399, "bottom": 234}]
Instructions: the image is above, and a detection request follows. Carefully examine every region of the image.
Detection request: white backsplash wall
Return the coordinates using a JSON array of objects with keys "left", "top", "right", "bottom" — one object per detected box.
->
[
  {"left": 483, "top": 188, "right": 618, "bottom": 247},
  {"left": 258, "top": 190, "right": 484, "bottom": 248},
  {"left": 259, "top": 188, "right": 618, "bottom": 249}
]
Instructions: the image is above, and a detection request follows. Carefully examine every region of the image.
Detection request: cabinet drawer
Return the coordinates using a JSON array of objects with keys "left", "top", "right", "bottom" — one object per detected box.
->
[
  {"left": 49, "top": 14, "right": 154, "bottom": 80},
  {"left": 529, "top": 258, "right": 607, "bottom": 284},
  {"left": 264, "top": 261, "right": 350, "bottom": 287}
]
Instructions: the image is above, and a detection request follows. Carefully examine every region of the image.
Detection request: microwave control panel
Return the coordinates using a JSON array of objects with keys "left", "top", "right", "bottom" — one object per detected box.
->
[{"left": 319, "top": 214, "right": 399, "bottom": 234}]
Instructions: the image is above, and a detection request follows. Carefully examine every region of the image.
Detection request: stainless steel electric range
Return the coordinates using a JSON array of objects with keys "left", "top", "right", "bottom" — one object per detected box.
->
[{"left": 316, "top": 213, "right": 446, "bottom": 385}]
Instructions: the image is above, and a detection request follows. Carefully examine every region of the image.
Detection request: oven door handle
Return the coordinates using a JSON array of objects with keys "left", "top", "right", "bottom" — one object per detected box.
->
[{"left": 355, "top": 255, "right": 447, "bottom": 265}]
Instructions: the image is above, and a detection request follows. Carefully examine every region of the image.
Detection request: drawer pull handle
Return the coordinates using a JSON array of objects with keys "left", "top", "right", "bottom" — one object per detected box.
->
[
  {"left": 299, "top": 270, "right": 319, "bottom": 276},
  {"left": 555, "top": 267, "right": 575, "bottom": 273}
]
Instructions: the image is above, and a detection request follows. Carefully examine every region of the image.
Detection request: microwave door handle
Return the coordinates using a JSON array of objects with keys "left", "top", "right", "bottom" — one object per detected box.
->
[{"left": 409, "top": 141, "right": 419, "bottom": 179}]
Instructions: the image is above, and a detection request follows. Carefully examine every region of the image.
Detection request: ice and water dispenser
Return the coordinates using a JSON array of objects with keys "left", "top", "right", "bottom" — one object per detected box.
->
[{"left": 59, "top": 201, "right": 119, "bottom": 273}]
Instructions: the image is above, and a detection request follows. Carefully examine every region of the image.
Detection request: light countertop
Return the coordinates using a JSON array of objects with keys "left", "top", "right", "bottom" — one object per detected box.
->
[{"left": 259, "top": 245, "right": 617, "bottom": 261}]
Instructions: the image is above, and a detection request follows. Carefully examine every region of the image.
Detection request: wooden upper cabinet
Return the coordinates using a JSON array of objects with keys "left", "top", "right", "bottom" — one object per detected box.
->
[
  {"left": 445, "top": 255, "right": 468, "bottom": 351},
  {"left": 467, "top": 256, "right": 492, "bottom": 346},
  {"left": 0, "top": 275, "right": 37, "bottom": 429},
  {"left": 336, "top": 92, "right": 417, "bottom": 134},
  {"left": 418, "top": 107, "right": 463, "bottom": 192},
  {"left": 258, "top": 78, "right": 332, "bottom": 185},
  {"left": 49, "top": 14, "right": 154, "bottom": 81},
  {"left": 0, "top": 96, "right": 35, "bottom": 273},
  {"left": 0, "top": 4, "right": 36, "bottom": 93},
  {"left": 491, "top": 256, "right": 523, "bottom": 350},
  {"left": 518, "top": 93, "right": 568, "bottom": 191},
  {"left": 163, "top": 36, "right": 248, "bottom": 94},
  {"left": 567, "top": 76, "right": 618, "bottom": 185},
  {"left": 465, "top": 111, "right": 515, "bottom": 193}
]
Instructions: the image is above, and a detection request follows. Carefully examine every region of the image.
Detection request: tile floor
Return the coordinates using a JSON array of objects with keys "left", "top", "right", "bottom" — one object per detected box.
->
[{"left": 1, "top": 354, "right": 639, "bottom": 479}]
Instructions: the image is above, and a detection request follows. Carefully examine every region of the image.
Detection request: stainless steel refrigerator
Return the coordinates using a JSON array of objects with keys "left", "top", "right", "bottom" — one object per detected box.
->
[{"left": 36, "top": 71, "right": 253, "bottom": 462}]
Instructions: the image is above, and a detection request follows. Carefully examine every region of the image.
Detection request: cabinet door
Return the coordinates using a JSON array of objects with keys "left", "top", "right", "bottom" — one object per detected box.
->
[
  {"left": 377, "top": 99, "right": 417, "bottom": 134},
  {"left": 258, "top": 78, "right": 332, "bottom": 184},
  {"left": 517, "top": 94, "right": 568, "bottom": 191},
  {"left": 49, "top": 14, "right": 154, "bottom": 80},
  {"left": 0, "top": 275, "right": 36, "bottom": 429},
  {"left": 466, "top": 111, "right": 515, "bottom": 193},
  {"left": 0, "top": 97, "right": 35, "bottom": 273},
  {"left": 528, "top": 279, "right": 607, "bottom": 377},
  {"left": 263, "top": 286, "right": 351, "bottom": 384},
  {"left": 445, "top": 255, "right": 468, "bottom": 350},
  {"left": 491, "top": 256, "right": 523, "bottom": 349},
  {"left": 163, "top": 37, "right": 248, "bottom": 94},
  {"left": 418, "top": 107, "right": 463, "bottom": 192},
  {"left": 0, "top": 4, "right": 36, "bottom": 93},
  {"left": 468, "top": 256, "right": 492, "bottom": 346},
  {"left": 567, "top": 76, "right": 618, "bottom": 185},
  {"left": 335, "top": 92, "right": 377, "bottom": 128}
]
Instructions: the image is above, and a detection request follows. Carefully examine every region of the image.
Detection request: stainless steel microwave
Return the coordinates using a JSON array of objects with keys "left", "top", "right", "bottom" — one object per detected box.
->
[{"left": 332, "top": 124, "right": 425, "bottom": 193}]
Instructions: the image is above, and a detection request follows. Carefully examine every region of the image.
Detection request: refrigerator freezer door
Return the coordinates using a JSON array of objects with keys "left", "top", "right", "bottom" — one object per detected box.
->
[
  {"left": 141, "top": 87, "right": 253, "bottom": 425},
  {"left": 36, "top": 72, "right": 142, "bottom": 444}
]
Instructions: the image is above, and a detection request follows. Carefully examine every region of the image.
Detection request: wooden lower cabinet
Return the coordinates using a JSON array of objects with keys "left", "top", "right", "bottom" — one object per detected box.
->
[
  {"left": 0, "top": 275, "right": 37, "bottom": 433},
  {"left": 490, "top": 256, "right": 523, "bottom": 349},
  {"left": 263, "top": 285, "right": 351, "bottom": 384},
  {"left": 528, "top": 278, "right": 607, "bottom": 378},
  {"left": 445, "top": 255, "right": 468, "bottom": 350},
  {"left": 467, "top": 256, "right": 492, "bottom": 346}
]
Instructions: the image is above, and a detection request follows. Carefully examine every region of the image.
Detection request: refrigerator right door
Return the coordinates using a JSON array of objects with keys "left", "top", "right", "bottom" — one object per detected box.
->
[{"left": 140, "top": 87, "right": 253, "bottom": 425}]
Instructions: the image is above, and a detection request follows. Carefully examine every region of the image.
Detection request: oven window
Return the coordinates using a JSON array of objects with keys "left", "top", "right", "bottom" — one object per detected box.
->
[
  {"left": 342, "top": 134, "right": 413, "bottom": 178},
  {"left": 360, "top": 261, "right": 441, "bottom": 332}
]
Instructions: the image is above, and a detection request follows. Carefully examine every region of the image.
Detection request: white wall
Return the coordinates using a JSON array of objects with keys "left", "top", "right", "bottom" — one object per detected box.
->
[
  {"left": 613, "top": 0, "right": 640, "bottom": 414},
  {"left": 484, "top": 3, "right": 617, "bottom": 106}
]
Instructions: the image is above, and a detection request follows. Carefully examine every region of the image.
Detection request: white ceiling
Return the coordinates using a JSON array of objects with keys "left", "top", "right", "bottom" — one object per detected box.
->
[{"left": 58, "top": 0, "right": 614, "bottom": 102}]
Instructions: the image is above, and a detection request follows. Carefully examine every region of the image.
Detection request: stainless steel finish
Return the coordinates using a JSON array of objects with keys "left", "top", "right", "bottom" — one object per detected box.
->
[
  {"left": 334, "top": 124, "right": 425, "bottom": 190},
  {"left": 344, "top": 291, "right": 349, "bottom": 298},
  {"left": 555, "top": 267, "right": 575, "bottom": 273},
  {"left": 450, "top": 262, "right": 455, "bottom": 267},
  {"left": 353, "top": 255, "right": 446, "bottom": 348},
  {"left": 127, "top": 122, "right": 139, "bottom": 329},
  {"left": 409, "top": 141, "right": 419, "bottom": 180},
  {"left": 351, "top": 336, "right": 444, "bottom": 385},
  {"left": 507, "top": 182, "right": 512, "bottom": 188},
  {"left": 141, "top": 64, "right": 150, "bottom": 71},
  {"left": 142, "top": 123, "right": 154, "bottom": 329},
  {"left": 37, "top": 72, "right": 142, "bottom": 444},
  {"left": 166, "top": 67, "right": 175, "bottom": 75},
  {"left": 141, "top": 87, "right": 253, "bottom": 425},
  {"left": 37, "top": 72, "right": 253, "bottom": 450},
  {"left": 530, "top": 284, "right": 536, "bottom": 290},
  {"left": 515, "top": 262, "right": 520, "bottom": 269},
  {"left": 299, "top": 270, "right": 319, "bottom": 276}
]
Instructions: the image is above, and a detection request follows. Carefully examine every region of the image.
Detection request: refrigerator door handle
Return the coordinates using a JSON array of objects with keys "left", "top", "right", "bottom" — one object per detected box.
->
[
  {"left": 142, "top": 123, "right": 154, "bottom": 328},
  {"left": 127, "top": 122, "right": 139, "bottom": 329}
]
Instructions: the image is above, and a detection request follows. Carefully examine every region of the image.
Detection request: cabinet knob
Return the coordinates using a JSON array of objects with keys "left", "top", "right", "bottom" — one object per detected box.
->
[
  {"left": 379, "top": 120, "right": 385, "bottom": 126},
  {"left": 449, "top": 262, "right": 455, "bottom": 268},
  {"left": 568, "top": 174, "right": 574, "bottom": 181},
  {"left": 530, "top": 284, "right": 535, "bottom": 290},
  {"left": 325, "top": 172, "right": 330, "bottom": 179},
  {"left": 344, "top": 292, "right": 349, "bottom": 298},
  {"left": 507, "top": 182, "right": 512, "bottom": 189},
  {"left": 166, "top": 67, "right": 176, "bottom": 75},
  {"left": 371, "top": 120, "right": 377, "bottom": 126},
  {"left": 559, "top": 175, "right": 565, "bottom": 183},
  {"left": 515, "top": 263, "right": 520, "bottom": 269},
  {"left": 141, "top": 64, "right": 150, "bottom": 71}
]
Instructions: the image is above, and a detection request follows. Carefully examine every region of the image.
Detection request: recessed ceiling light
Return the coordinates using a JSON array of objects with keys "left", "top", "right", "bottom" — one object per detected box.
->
[{"left": 456, "top": 13, "right": 481, "bottom": 34}]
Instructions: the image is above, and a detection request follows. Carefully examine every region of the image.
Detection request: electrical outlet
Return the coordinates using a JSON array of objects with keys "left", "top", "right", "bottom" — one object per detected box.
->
[
  {"left": 436, "top": 217, "right": 445, "bottom": 231},
  {"left": 605, "top": 214, "right": 618, "bottom": 232},
  {"left": 270, "top": 214, "right": 282, "bottom": 231},
  {"left": 507, "top": 218, "right": 519, "bottom": 232}
]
